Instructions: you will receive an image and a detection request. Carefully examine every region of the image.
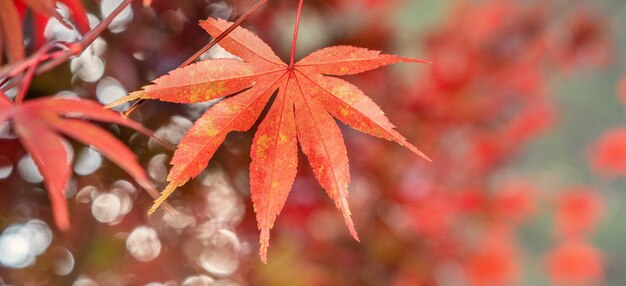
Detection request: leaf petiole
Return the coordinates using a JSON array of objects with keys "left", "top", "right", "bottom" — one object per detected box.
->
[{"left": 289, "top": 0, "right": 305, "bottom": 68}]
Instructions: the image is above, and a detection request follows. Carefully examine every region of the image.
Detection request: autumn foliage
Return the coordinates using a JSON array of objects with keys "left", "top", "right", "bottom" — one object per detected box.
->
[{"left": 0, "top": 0, "right": 622, "bottom": 285}]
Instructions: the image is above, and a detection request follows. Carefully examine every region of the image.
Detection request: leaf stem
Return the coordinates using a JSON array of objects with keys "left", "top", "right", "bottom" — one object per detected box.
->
[
  {"left": 15, "top": 61, "right": 38, "bottom": 105},
  {"left": 37, "top": 0, "right": 135, "bottom": 74},
  {"left": 289, "top": 0, "right": 305, "bottom": 68},
  {"left": 123, "top": 0, "right": 270, "bottom": 117}
]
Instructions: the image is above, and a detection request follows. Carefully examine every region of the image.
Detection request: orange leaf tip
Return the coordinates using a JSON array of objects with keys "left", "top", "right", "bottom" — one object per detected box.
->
[
  {"left": 401, "top": 56, "right": 431, "bottom": 65},
  {"left": 104, "top": 90, "right": 147, "bottom": 109},
  {"left": 259, "top": 227, "right": 270, "bottom": 264},
  {"left": 417, "top": 149, "right": 432, "bottom": 162},
  {"left": 147, "top": 182, "right": 179, "bottom": 215}
]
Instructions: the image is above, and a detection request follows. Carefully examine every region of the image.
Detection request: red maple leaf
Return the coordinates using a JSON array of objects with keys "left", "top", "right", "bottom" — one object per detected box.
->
[
  {"left": 109, "top": 17, "right": 428, "bottom": 262},
  {"left": 0, "top": 92, "right": 166, "bottom": 230}
]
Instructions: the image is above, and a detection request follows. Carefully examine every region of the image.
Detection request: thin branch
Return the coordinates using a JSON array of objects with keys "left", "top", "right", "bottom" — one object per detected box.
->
[
  {"left": 15, "top": 60, "right": 39, "bottom": 105},
  {"left": 36, "top": 0, "right": 135, "bottom": 75},
  {"left": 0, "top": 0, "right": 135, "bottom": 90},
  {"left": 13, "top": 43, "right": 57, "bottom": 104},
  {"left": 122, "top": 0, "right": 270, "bottom": 117},
  {"left": 0, "top": 44, "right": 61, "bottom": 85},
  {"left": 181, "top": 0, "right": 270, "bottom": 68}
]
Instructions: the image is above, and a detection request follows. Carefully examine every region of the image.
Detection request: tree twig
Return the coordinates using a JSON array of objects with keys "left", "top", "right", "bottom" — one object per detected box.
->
[
  {"left": 122, "top": 0, "right": 270, "bottom": 117},
  {"left": 0, "top": 0, "right": 136, "bottom": 91}
]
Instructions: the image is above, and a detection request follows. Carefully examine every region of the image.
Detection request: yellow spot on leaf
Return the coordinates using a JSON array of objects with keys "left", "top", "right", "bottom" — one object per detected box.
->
[
  {"left": 255, "top": 134, "right": 270, "bottom": 158},
  {"left": 189, "top": 81, "right": 228, "bottom": 102},
  {"left": 339, "top": 106, "right": 351, "bottom": 116}
]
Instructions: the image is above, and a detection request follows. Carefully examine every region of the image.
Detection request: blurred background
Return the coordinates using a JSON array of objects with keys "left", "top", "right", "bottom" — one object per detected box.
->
[{"left": 1, "top": 0, "right": 626, "bottom": 285}]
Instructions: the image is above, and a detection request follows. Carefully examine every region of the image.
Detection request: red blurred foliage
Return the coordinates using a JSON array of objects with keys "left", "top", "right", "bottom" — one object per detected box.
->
[
  {"left": 554, "top": 189, "right": 604, "bottom": 238},
  {"left": 591, "top": 128, "right": 626, "bottom": 176},
  {"left": 546, "top": 239, "right": 604, "bottom": 285},
  {"left": 251, "top": 1, "right": 610, "bottom": 285},
  {"left": 465, "top": 228, "right": 520, "bottom": 286},
  {"left": 493, "top": 181, "right": 537, "bottom": 224},
  {"left": 552, "top": 10, "right": 611, "bottom": 71}
]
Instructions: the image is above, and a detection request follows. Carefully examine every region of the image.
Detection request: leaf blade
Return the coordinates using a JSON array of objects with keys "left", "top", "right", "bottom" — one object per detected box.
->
[
  {"left": 48, "top": 118, "right": 165, "bottom": 204},
  {"left": 199, "top": 17, "right": 285, "bottom": 68},
  {"left": 296, "top": 46, "right": 427, "bottom": 76},
  {"left": 250, "top": 80, "right": 297, "bottom": 263},
  {"left": 167, "top": 72, "right": 284, "bottom": 185},
  {"left": 28, "top": 97, "right": 155, "bottom": 138},
  {"left": 297, "top": 72, "right": 429, "bottom": 160},
  {"left": 13, "top": 114, "right": 72, "bottom": 230},
  {"left": 143, "top": 59, "right": 269, "bottom": 103},
  {"left": 292, "top": 74, "right": 358, "bottom": 241}
]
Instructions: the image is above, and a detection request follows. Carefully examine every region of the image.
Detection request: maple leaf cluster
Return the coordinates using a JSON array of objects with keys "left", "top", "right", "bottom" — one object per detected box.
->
[{"left": 397, "top": 2, "right": 608, "bottom": 285}]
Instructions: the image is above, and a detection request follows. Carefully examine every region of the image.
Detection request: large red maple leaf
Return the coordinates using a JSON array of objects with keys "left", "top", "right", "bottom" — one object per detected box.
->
[
  {"left": 0, "top": 92, "right": 167, "bottom": 230},
  {"left": 109, "top": 17, "right": 428, "bottom": 262}
]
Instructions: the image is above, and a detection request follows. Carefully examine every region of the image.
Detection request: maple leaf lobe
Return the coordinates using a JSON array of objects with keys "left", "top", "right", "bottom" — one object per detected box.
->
[{"left": 296, "top": 45, "right": 427, "bottom": 76}]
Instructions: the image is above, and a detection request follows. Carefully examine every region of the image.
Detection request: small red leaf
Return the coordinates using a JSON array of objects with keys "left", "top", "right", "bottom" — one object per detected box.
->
[{"left": 1, "top": 96, "right": 167, "bottom": 229}]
